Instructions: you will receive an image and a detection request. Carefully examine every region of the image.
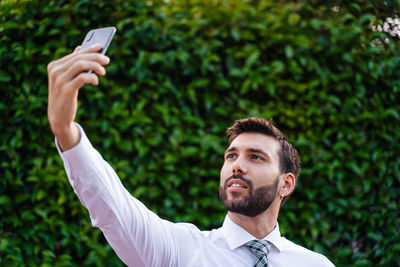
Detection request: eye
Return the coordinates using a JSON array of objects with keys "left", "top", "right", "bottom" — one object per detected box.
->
[
  {"left": 225, "top": 153, "right": 237, "bottom": 159},
  {"left": 250, "top": 154, "right": 264, "bottom": 161}
]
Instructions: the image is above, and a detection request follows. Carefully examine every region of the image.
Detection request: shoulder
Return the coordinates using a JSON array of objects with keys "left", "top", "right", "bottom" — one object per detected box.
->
[
  {"left": 172, "top": 222, "right": 224, "bottom": 243},
  {"left": 281, "top": 237, "right": 335, "bottom": 267}
]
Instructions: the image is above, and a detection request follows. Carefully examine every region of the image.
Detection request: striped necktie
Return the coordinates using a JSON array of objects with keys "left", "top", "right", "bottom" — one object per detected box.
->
[{"left": 245, "top": 239, "right": 272, "bottom": 267}]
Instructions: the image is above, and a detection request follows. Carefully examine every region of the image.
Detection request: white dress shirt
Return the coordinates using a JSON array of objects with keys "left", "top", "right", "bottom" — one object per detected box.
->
[{"left": 56, "top": 124, "right": 335, "bottom": 267}]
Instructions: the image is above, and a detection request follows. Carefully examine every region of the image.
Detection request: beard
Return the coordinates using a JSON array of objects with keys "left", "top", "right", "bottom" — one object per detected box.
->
[{"left": 219, "top": 174, "right": 280, "bottom": 217}]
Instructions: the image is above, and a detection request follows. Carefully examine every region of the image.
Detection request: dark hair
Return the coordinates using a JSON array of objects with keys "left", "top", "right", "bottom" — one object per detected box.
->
[{"left": 226, "top": 117, "right": 301, "bottom": 205}]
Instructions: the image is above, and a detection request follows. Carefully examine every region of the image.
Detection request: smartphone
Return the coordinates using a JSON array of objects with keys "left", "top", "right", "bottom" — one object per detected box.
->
[{"left": 80, "top": 26, "right": 116, "bottom": 73}]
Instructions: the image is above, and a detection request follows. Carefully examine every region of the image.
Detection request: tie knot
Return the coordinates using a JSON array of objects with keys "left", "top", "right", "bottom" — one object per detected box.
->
[{"left": 245, "top": 239, "right": 272, "bottom": 256}]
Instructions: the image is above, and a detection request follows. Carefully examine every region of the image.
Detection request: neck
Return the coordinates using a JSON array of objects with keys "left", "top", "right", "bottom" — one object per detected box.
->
[{"left": 228, "top": 199, "right": 281, "bottom": 239}]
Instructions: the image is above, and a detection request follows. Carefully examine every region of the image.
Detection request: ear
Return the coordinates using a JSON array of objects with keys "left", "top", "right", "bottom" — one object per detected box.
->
[{"left": 279, "top": 173, "right": 296, "bottom": 198}]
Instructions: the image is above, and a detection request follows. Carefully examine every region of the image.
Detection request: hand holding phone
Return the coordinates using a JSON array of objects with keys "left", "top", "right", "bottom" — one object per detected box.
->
[
  {"left": 47, "top": 27, "right": 116, "bottom": 150},
  {"left": 80, "top": 26, "right": 116, "bottom": 73}
]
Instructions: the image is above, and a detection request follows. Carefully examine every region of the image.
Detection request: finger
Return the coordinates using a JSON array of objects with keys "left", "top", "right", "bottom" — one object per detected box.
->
[
  {"left": 69, "top": 59, "right": 107, "bottom": 76},
  {"left": 51, "top": 53, "right": 109, "bottom": 82},
  {"left": 50, "top": 44, "right": 102, "bottom": 69},
  {"left": 77, "top": 44, "right": 103, "bottom": 54},
  {"left": 66, "top": 52, "right": 110, "bottom": 69},
  {"left": 55, "top": 60, "right": 106, "bottom": 89},
  {"left": 66, "top": 72, "right": 99, "bottom": 90}
]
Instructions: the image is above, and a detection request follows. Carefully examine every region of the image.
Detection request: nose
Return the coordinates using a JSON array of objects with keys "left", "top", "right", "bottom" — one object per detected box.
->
[{"left": 232, "top": 158, "right": 247, "bottom": 175}]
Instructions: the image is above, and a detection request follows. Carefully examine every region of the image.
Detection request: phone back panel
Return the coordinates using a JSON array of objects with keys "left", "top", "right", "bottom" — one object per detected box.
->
[{"left": 81, "top": 26, "right": 116, "bottom": 54}]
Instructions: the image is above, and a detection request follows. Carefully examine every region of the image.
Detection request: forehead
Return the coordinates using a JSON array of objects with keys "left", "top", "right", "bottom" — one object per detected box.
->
[{"left": 228, "top": 132, "right": 281, "bottom": 155}]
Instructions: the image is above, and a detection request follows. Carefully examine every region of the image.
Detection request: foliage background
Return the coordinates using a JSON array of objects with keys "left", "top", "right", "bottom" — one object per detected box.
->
[{"left": 1, "top": 0, "right": 399, "bottom": 266}]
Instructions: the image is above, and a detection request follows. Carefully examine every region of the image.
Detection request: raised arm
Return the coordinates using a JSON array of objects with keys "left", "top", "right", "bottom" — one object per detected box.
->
[
  {"left": 47, "top": 45, "right": 110, "bottom": 150},
  {"left": 56, "top": 127, "right": 198, "bottom": 266},
  {"left": 48, "top": 46, "right": 198, "bottom": 266}
]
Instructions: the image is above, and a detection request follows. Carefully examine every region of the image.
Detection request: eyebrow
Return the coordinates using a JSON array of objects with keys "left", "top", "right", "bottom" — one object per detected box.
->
[
  {"left": 225, "top": 147, "right": 238, "bottom": 154},
  {"left": 224, "top": 147, "right": 272, "bottom": 160}
]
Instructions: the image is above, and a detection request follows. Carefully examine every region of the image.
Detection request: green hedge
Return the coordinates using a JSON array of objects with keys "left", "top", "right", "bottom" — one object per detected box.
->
[{"left": 1, "top": 0, "right": 399, "bottom": 266}]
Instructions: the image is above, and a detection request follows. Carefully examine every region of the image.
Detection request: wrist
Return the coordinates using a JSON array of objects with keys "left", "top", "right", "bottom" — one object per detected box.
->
[{"left": 54, "top": 123, "right": 81, "bottom": 151}]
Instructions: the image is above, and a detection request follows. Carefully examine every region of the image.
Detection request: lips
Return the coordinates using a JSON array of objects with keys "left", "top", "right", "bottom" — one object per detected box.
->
[{"left": 227, "top": 178, "right": 249, "bottom": 189}]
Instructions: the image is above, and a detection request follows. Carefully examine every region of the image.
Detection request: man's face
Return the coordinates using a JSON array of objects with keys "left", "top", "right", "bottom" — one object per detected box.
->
[{"left": 219, "top": 133, "right": 282, "bottom": 217}]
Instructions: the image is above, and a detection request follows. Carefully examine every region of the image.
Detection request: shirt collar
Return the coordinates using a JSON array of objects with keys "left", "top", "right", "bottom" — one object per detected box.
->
[{"left": 221, "top": 214, "right": 283, "bottom": 252}]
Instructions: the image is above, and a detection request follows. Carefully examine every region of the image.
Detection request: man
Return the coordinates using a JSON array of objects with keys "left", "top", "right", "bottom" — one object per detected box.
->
[{"left": 48, "top": 45, "right": 335, "bottom": 266}]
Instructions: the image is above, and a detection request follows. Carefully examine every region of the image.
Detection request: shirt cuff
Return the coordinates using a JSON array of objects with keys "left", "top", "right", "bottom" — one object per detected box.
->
[{"left": 55, "top": 122, "right": 96, "bottom": 186}]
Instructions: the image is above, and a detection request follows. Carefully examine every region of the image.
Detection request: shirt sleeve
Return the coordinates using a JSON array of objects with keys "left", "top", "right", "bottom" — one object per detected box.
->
[{"left": 56, "top": 123, "right": 198, "bottom": 267}]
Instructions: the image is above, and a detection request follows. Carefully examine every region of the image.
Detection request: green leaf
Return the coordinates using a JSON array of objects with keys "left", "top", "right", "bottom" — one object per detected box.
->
[{"left": 0, "top": 71, "right": 11, "bottom": 82}]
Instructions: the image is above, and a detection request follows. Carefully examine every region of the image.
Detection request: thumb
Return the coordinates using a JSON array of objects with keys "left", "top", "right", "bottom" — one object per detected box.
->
[{"left": 73, "top": 46, "right": 81, "bottom": 53}]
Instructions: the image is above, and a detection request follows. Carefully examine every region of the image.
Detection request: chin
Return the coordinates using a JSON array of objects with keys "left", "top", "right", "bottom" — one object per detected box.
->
[{"left": 228, "top": 191, "right": 247, "bottom": 198}]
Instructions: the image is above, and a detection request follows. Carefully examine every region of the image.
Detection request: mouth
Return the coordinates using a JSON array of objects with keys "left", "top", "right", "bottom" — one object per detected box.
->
[{"left": 227, "top": 178, "right": 249, "bottom": 192}]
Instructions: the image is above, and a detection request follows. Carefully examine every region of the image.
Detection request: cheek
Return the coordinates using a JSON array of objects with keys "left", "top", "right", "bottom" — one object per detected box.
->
[
  {"left": 220, "top": 162, "right": 229, "bottom": 181},
  {"left": 253, "top": 166, "right": 277, "bottom": 186}
]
